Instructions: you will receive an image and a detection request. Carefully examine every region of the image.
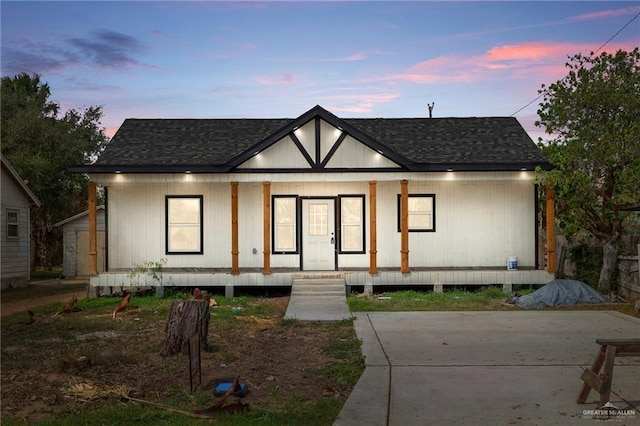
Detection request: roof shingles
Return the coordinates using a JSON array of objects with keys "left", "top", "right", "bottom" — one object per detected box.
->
[{"left": 91, "top": 107, "right": 548, "bottom": 172}]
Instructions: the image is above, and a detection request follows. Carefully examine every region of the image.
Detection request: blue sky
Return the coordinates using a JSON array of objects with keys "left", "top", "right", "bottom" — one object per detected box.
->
[{"left": 2, "top": 1, "right": 639, "bottom": 141}]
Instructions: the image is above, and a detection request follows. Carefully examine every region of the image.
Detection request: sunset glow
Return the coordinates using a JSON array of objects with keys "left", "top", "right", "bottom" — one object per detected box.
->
[{"left": 1, "top": 1, "right": 638, "bottom": 141}]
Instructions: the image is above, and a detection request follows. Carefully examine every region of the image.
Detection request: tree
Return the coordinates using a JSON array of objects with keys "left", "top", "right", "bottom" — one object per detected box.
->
[
  {"left": 1, "top": 73, "right": 108, "bottom": 269},
  {"left": 536, "top": 48, "right": 640, "bottom": 293}
]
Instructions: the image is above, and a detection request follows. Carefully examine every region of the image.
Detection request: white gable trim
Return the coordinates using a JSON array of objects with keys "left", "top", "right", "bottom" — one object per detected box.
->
[
  {"left": 325, "top": 135, "right": 400, "bottom": 169},
  {"left": 238, "top": 135, "right": 312, "bottom": 169}
]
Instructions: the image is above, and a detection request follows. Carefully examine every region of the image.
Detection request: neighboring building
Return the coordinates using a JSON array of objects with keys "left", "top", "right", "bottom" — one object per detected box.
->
[
  {"left": 1, "top": 155, "right": 41, "bottom": 290},
  {"left": 55, "top": 206, "right": 106, "bottom": 278},
  {"left": 71, "top": 105, "right": 555, "bottom": 295}
]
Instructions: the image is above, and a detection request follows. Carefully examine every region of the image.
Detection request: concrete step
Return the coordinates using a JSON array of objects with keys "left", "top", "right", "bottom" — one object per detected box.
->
[
  {"left": 291, "top": 289, "right": 345, "bottom": 297},
  {"left": 292, "top": 279, "right": 345, "bottom": 294},
  {"left": 285, "top": 278, "right": 351, "bottom": 321},
  {"left": 292, "top": 278, "right": 345, "bottom": 286},
  {"left": 292, "top": 284, "right": 345, "bottom": 291}
]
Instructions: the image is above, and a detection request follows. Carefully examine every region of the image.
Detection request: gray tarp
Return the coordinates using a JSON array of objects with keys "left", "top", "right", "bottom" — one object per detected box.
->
[{"left": 515, "top": 279, "right": 607, "bottom": 309}]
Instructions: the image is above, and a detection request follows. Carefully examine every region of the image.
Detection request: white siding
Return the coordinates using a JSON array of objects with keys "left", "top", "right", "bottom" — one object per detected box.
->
[
  {"left": 107, "top": 182, "right": 232, "bottom": 269},
  {"left": 326, "top": 135, "right": 400, "bottom": 169},
  {"left": 1, "top": 168, "right": 32, "bottom": 288},
  {"left": 294, "top": 120, "right": 316, "bottom": 158},
  {"left": 237, "top": 183, "right": 263, "bottom": 268},
  {"left": 238, "top": 136, "right": 311, "bottom": 169},
  {"left": 375, "top": 179, "right": 536, "bottom": 268},
  {"left": 100, "top": 172, "right": 537, "bottom": 271}
]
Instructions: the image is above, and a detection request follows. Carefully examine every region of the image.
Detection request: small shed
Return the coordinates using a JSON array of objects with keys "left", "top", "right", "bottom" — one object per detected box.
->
[
  {"left": 1, "top": 155, "right": 41, "bottom": 289},
  {"left": 55, "top": 206, "right": 106, "bottom": 278}
]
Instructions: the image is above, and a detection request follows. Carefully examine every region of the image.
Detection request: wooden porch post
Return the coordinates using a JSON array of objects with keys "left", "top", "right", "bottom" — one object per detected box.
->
[
  {"left": 262, "top": 182, "right": 271, "bottom": 275},
  {"left": 88, "top": 181, "right": 98, "bottom": 275},
  {"left": 400, "top": 180, "right": 410, "bottom": 273},
  {"left": 231, "top": 182, "right": 239, "bottom": 275},
  {"left": 368, "top": 181, "right": 378, "bottom": 274},
  {"left": 546, "top": 183, "right": 556, "bottom": 273}
]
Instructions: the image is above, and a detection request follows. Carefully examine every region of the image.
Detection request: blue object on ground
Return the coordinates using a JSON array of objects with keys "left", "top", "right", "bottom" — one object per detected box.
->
[{"left": 214, "top": 382, "right": 248, "bottom": 397}]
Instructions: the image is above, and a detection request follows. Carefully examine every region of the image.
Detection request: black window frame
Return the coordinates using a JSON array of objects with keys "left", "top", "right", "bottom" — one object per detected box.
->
[
  {"left": 338, "top": 194, "right": 366, "bottom": 254},
  {"left": 165, "top": 195, "right": 204, "bottom": 255},
  {"left": 272, "top": 195, "right": 299, "bottom": 254},
  {"left": 397, "top": 193, "right": 436, "bottom": 232}
]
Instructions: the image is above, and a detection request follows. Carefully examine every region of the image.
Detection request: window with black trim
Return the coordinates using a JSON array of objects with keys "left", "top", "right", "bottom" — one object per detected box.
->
[
  {"left": 166, "top": 196, "right": 203, "bottom": 254},
  {"left": 397, "top": 194, "right": 436, "bottom": 232},
  {"left": 272, "top": 195, "right": 298, "bottom": 253},
  {"left": 339, "top": 195, "right": 365, "bottom": 253},
  {"left": 6, "top": 209, "right": 18, "bottom": 238}
]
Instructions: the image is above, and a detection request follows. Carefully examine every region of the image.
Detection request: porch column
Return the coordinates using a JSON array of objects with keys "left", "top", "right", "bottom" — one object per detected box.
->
[
  {"left": 262, "top": 182, "right": 271, "bottom": 275},
  {"left": 368, "top": 181, "right": 378, "bottom": 274},
  {"left": 231, "top": 182, "right": 239, "bottom": 275},
  {"left": 88, "top": 181, "right": 98, "bottom": 275},
  {"left": 546, "top": 183, "right": 556, "bottom": 273},
  {"left": 400, "top": 180, "right": 410, "bottom": 273}
]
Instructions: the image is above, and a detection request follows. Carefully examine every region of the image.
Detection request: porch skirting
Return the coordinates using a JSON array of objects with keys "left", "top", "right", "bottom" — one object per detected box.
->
[{"left": 88, "top": 269, "right": 555, "bottom": 295}]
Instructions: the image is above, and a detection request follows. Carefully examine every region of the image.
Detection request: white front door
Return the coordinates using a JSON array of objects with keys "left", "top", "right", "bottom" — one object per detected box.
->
[{"left": 302, "top": 198, "right": 336, "bottom": 270}]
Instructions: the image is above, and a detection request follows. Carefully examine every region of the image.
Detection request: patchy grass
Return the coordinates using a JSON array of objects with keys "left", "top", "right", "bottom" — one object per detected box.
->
[
  {"left": 347, "top": 286, "right": 514, "bottom": 312},
  {"left": 1, "top": 293, "right": 363, "bottom": 425},
  {"left": 347, "top": 286, "right": 639, "bottom": 317}
]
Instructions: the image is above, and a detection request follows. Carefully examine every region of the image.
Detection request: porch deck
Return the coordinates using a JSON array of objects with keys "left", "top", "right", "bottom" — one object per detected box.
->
[{"left": 88, "top": 267, "right": 555, "bottom": 296}]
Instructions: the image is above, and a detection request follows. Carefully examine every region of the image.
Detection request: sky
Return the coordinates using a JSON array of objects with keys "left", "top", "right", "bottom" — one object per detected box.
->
[{"left": 2, "top": 1, "right": 639, "bottom": 142}]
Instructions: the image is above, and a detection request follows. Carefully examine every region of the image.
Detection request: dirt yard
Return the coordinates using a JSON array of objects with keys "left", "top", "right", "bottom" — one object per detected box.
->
[{"left": 1, "top": 285, "right": 360, "bottom": 424}]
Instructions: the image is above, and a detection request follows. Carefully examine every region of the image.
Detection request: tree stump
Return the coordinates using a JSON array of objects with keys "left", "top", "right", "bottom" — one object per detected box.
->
[{"left": 160, "top": 299, "right": 210, "bottom": 357}]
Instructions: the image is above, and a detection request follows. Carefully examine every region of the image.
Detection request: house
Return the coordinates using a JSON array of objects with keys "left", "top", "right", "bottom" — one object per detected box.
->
[
  {"left": 54, "top": 206, "right": 106, "bottom": 278},
  {"left": 71, "top": 105, "right": 556, "bottom": 296},
  {"left": 1, "top": 154, "right": 41, "bottom": 290}
]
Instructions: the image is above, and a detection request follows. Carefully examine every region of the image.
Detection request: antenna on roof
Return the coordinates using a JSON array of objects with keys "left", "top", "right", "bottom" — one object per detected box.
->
[{"left": 428, "top": 102, "right": 435, "bottom": 118}]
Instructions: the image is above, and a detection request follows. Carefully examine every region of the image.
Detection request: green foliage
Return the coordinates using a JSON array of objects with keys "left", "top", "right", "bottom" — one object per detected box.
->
[
  {"left": 1, "top": 73, "right": 109, "bottom": 269},
  {"left": 128, "top": 258, "right": 169, "bottom": 286},
  {"left": 536, "top": 48, "right": 640, "bottom": 292},
  {"left": 536, "top": 49, "right": 640, "bottom": 238},
  {"left": 568, "top": 243, "right": 604, "bottom": 288}
]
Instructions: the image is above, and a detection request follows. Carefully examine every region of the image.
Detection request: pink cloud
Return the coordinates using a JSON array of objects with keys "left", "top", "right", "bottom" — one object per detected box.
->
[
  {"left": 254, "top": 73, "right": 296, "bottom": 85},
  {"left": 105, "top": 125, "right": 119, "bottom": 139},
  {"left": 322, "top": 93, "right": 400, "bottom": 114},
  {"left": 567, "top": 5, "right": 640, "bottom": 22},
  {"left": 387, "top": 40, "right": 638, "bottom": 86}
]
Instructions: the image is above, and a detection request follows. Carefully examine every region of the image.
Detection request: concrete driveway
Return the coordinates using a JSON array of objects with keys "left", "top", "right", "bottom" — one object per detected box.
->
[{"left": 335, "top": 311, "right": 640, "bottom": 425}]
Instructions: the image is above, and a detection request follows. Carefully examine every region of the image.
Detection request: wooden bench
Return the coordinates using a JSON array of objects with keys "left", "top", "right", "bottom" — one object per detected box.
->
[{"left": 577, "top": 338, "right": 640, "bottom": 406}]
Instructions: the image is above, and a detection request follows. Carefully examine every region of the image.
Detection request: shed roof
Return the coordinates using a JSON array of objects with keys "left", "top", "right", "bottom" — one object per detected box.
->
[
  {"left": 54, "top": 205, "right": 105, "bottom": 227},
  {"left": 75, "top": 105, "right": 549, "bottom": 173}
]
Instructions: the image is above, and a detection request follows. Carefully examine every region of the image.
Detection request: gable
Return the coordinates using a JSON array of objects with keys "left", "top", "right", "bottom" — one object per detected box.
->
[
  {"left": 237, "top": 115, "right": 401, "bottom": 170},
  {"left": 1, "top": 155, "right": 40, "bottom": 207},
  {"left": 72, "top": 105, "right": 550, "bottom": 174}
]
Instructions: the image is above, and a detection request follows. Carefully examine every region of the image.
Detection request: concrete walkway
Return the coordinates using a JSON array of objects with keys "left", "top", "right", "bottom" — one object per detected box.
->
[
  {"left": 335, "top": 311, "right": 640, "bottom": 426},
  {"left": 284, "top": 278, "right": 352, "bottom": 321}
]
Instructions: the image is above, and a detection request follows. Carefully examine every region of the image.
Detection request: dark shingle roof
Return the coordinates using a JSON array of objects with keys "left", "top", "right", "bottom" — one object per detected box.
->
[
  {"left": 85, "top": 105, "right": 548, "bottom": 173},
  {"left": 344, "top": 117, "right": 546, "bottom": 165},
  {"left": 96, "top": 118, "right": 291, "bottom": 166}
]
